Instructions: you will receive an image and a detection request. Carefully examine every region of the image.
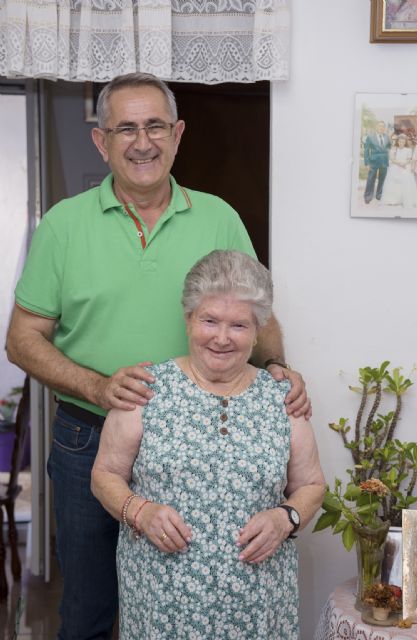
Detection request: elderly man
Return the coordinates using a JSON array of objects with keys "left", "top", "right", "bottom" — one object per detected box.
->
[{"left": 7, "top": 73, "right": 310, "bottom": 640}]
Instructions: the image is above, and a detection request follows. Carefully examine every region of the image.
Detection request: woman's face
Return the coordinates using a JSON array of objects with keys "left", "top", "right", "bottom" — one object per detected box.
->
[
  {"left": 186, "top": 294, "right": 258, "bottom": 379},
  {"left": 398, "top": 137, "right": 407, "bottom": 148}
]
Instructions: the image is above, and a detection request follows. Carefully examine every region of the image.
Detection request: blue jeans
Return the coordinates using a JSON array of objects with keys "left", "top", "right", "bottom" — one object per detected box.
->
[{"left": 47, "top": 407, "right": 119, "bottom": 640}]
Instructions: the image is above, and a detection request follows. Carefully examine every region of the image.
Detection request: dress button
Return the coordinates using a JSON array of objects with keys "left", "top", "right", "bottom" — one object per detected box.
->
[
  {"left": 220, "top": 413, "right": 228, "bottom": 422},
  {"left": 221, "top": 399, "right": 229, "bottom": 408},
  {"left": 220, "top": 427, "right": 229, "bottom": 435}
]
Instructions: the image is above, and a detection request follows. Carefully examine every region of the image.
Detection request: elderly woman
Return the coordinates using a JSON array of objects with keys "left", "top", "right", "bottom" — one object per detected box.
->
[{"left": 92, "top": 250, "right": 325, "bottom": 640}]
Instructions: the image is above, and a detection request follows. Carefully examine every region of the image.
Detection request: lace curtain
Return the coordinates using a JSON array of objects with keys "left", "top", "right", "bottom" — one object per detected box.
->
[{"left": 0, "top": 0, "right": 290, "bottom": 83}]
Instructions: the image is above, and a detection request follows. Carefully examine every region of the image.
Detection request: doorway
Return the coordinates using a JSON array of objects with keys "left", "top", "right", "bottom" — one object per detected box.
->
[{"left": 170, "top": 81, "right": 270, "bottom": 266}]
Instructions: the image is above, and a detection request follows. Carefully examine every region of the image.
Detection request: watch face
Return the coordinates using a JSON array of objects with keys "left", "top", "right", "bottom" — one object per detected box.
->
[{"left": 290, "top": 508, "right": 300, "bottom": 525}]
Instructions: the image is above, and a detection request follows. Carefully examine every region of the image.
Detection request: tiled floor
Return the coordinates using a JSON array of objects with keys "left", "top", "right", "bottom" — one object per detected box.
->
[
  {"left": 0, "top": 472, "right": 119, "bottom": 640},
  {"left": 0, "top": 471, "right": 62, "bottom": 639},
  {"left": 0, "top": 543, "right": 62, "bottom": 640}
]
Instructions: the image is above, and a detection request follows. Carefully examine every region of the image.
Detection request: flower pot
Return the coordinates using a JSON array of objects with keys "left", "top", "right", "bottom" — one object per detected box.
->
[
  {"left": 372, "top": 606, "right": 390, "bottom": 621},
  {"left": 381, "top": 526, "right": 402, "bottom": 588},
  {"left": 353, "top": 519, "right": 391, "bottom": 611}
]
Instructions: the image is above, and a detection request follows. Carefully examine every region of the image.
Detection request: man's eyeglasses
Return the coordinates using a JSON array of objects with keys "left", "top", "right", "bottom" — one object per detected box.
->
[{"left": 102, "top": 123, "right": 175, "bottom": 141}]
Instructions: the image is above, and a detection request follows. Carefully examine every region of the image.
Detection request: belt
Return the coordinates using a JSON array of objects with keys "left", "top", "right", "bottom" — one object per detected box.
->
[{"left": 57, "top": 400, "right": 106, "bottom": 430}]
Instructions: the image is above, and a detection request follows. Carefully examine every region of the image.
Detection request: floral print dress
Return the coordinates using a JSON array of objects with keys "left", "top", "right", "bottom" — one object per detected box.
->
[{"left": 117, "top": 360, "right": 299, "bottom": 639}]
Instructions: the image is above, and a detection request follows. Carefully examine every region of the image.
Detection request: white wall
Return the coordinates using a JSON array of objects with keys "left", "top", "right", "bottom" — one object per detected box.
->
[
  {"left": 0, "top": 94, "right": 28, "bottom": 402},
  {"left": 271, "top": 2, "right": 417, "bottom": 637}
]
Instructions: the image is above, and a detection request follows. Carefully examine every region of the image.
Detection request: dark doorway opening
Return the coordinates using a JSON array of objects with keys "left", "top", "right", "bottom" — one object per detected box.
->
[{"left": 169, "top": 82, "right": 270, "bottom": 266}]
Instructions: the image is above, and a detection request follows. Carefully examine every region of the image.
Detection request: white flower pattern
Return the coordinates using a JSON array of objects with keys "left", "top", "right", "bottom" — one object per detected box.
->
[{"left": 117, "top": 359, "right": 298, "bottom": 639}]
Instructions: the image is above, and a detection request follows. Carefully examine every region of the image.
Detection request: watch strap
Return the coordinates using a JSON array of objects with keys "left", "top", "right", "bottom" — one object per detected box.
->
[{"left": 276, "top": 504, "right": 300, "bottom": 538}]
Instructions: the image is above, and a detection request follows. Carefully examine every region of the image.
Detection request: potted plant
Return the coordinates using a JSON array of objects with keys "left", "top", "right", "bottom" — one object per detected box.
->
[
  {"left": 314, "top": 362, "right": 417, "bottom": 606},
  {"left": 327, "top": 362, "right": 417, "bottom": 526},
  {"left": 363, "top": 583, "right": 402, "bottom": 621}
]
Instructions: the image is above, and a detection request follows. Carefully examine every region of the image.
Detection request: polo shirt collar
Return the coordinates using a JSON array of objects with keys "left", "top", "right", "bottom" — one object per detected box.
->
[{"left": 99, "top": 173, "right": 192, "bottom": 215}]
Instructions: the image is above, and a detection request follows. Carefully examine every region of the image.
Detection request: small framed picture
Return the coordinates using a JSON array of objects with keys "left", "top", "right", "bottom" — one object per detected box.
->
[
  {"left": 350, "top": 92, "right": 417, "bottom": 219},
  {"left": 371, "top": 0, "right": 417, "bottom": 43},
  {"left": 84, "top": 82, "right": 106, "bottom": 123}
]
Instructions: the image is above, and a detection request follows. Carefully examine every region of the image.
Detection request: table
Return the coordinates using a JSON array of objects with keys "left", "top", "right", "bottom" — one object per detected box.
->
[{"left": 314, "top": 578, "right": 416, "bottom": 640}]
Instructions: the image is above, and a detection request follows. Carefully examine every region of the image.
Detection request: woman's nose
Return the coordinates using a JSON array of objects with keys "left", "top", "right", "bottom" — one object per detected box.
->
[{"left": 214, "top": 325, "right": 230, "bottom": 345}]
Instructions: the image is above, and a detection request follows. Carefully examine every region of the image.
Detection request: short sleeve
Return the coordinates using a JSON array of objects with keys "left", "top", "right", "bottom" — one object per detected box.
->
[
  {"left": 222, "top": 203, "right": 257, "bottom": 259},
  {"left": 230, "top": 218, "right": 257, "bottom": 259},
  {"left": 15, "top": 217, "right": 64, "bottom": 318}
]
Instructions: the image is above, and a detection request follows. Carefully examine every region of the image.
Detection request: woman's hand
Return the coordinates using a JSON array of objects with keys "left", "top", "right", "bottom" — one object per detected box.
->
[
  {"left": 237, "top": 508, "right": 293, "bottom": 564},
  {"left": 137, "top": 502, "right": 192, "bottom": 553}
]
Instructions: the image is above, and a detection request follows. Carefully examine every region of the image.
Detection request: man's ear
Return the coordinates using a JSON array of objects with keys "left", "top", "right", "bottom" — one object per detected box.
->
[
  {"left": 174, "top": 120, "right": 185, "bottom": 155},
  {"left": 92, "top": 127, "right": 109, "bottom": 163}
]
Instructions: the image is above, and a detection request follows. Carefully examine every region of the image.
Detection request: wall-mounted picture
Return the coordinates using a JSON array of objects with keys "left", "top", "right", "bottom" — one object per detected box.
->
[
  {"left": 351, "top": 93, "right": 417, "bottom": 219},
  {"left": 371, "top": 0, "right": 417, "bottom": 42}
]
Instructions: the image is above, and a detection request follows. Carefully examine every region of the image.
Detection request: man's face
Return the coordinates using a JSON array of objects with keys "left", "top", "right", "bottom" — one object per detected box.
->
[
  {"left": 376, "top": 122, "right": 386, "bottom": 135},
  {"left": 92, "top": 85, "right": 185, "bottom": 195}
]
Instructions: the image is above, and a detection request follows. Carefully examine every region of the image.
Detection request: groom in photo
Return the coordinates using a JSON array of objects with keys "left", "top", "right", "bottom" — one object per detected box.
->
[{"left": 363, "top": 120, "right": 391, "bottom": 204}]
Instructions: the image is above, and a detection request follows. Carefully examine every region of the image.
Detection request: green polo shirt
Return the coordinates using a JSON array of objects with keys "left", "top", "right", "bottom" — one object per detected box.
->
[{"left": 15, "top": 174, "right": 256, "bottom": 415}]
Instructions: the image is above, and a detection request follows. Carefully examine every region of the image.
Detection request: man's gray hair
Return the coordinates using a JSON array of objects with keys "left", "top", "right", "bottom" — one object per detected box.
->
[
  {"left": 96, "top": 73, "right": 178, "bottom": 128},
  {"left": 182, "top": 251, "right": 273, "bottom": 327}
]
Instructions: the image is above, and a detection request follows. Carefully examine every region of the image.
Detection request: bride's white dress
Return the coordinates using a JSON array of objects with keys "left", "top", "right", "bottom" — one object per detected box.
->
[{"left": 381, "top": 147, "right": 417, "bottom": 208}]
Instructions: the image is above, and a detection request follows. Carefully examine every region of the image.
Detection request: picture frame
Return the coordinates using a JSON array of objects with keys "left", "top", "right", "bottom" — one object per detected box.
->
[
  {"left": 402, "top": 509, "right": 417, "bottom": 622},
  {"left": 350, "top": 92, "right": 417, "bottom": 219},
  {"left": 370, "top": 0, "right": 417, "bottom": 43},
  {"left": 84, "top": 82, "right": 105, "bottom": 123}
]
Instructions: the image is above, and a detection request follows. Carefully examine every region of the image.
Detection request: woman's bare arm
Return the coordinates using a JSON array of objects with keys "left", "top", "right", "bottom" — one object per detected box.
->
[
  {"left": 91, "top": 406, "right": 143, "bottom": 524},
  {"left": 283, "top": 415, "right": 326, "bottom": 529},
  {"left": 92, "top": 405, "right": 192, "bottom": 551}
]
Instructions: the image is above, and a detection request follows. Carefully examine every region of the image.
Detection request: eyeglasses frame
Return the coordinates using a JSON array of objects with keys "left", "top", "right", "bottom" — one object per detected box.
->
[{"left": 101, "top": 122, "right": 176, "bottom": 141}]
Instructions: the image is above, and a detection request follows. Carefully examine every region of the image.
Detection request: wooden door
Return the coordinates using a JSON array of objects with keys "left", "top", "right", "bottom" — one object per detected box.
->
[{"left": 169, "top": 82, "right": 270, "bottom": 266}]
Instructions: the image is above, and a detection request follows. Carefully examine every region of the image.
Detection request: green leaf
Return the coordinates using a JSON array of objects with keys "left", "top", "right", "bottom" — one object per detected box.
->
[
  {"left": 322, "top": 493, "right": 343, "bottom": 513},
  {"left": 313, "top": 511, "right": 341, "bottom": 532},
  {"left": 328, "top": 423, "right": 341, "bottom": 433},
  {"left": 333, "top": 518, "right": 349, "bottom": 534},
  {"left": 356, "top": 503, "right": 379, "bottom": 515},
  {"left": 342, "top": 522, "right": 356, "bottom": 551},
  {"left": 343, "top": 484, "right": 362, "bottom": 501}
]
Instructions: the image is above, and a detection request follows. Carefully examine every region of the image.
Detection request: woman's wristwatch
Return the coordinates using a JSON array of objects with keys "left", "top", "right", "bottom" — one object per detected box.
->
[{"left": 276, "top": 504, "right": 300, "bottom": 539}]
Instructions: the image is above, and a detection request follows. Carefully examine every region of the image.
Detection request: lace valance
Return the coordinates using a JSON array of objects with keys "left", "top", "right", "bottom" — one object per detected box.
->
[{"left": 0, "top": 0, "right": 290, "bottom": 83}]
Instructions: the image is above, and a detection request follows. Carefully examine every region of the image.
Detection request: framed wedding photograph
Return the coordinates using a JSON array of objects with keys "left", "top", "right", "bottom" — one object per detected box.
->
[
  {"left": 370, "top": 0, "right": 417, "bottom": 43},
  {"left": 350, "top": 92, "right": 417, "bottom": 219}
]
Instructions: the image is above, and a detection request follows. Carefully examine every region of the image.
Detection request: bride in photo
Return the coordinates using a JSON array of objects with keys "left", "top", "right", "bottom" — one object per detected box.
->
[{"left": 381, "top": 134, "right": 417, "bottom": 208}]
